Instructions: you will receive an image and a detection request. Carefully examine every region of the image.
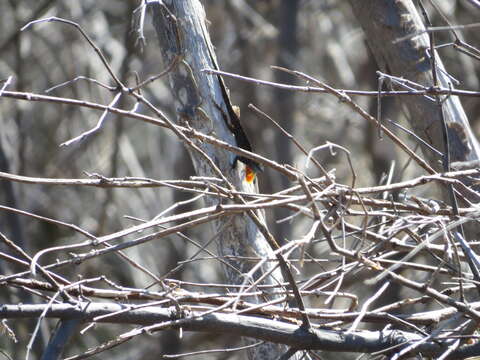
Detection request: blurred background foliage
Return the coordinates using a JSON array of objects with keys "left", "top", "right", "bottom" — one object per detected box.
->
[{"left": 1, "top": 1, "right": 480, "bottom": 359}]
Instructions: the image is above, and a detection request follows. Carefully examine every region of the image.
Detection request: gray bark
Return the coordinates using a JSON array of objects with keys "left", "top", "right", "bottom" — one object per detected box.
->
[
  {"left": 148, "top": 1, "right": 285, "bottom": 358},
  {"left": 3, "top": 302, "right": 480, "bottom": 358},
  {"left": 349, "top": 0, "right": 480, "bottom": 180}
]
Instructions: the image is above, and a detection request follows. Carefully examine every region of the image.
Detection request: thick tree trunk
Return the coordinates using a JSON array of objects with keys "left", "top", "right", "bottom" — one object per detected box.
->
[
  {"left": 149, "top": 1, "right": 286, "bottom": 359},
  {"left": 349, "top": 0, "right": 480, "bottom": 240},
  {"left": 349, "top": 0, "right": 480, "bottom": 165},
  {"left": 349, "top": 1, "right": 480, "bottom": 176}
]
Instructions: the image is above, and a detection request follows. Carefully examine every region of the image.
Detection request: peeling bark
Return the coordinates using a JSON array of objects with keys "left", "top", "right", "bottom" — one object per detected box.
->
[
  {"left": 349, "top": 0, "right": 480, "bottom": 172},
  {"left": 149, "top": 1, "right": 286, "bottom": 358}
]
